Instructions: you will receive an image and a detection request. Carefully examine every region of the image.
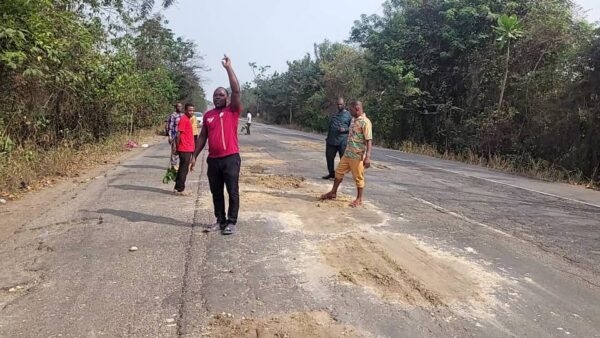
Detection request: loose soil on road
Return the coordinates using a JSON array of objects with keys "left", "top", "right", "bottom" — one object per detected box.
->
[{"left": 195, "top": 146, "right": 506, "bottom": 335}]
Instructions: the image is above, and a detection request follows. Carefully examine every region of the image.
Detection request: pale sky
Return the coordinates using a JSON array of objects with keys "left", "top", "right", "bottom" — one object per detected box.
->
[{"left": 161, "top": 0, "right": 599, "bottom": 101}]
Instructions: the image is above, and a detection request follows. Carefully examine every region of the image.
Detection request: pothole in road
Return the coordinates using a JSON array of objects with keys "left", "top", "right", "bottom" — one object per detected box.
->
[
  {"left": 202, "top": 310, "right": 364, "bottom": 338},
  {"left": 320, "top": 233, "right": 502, "bottom": 314}
]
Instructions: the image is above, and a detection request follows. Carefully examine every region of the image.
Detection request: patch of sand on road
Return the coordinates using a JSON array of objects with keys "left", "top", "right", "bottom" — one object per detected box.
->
[
  {"left": 240, "top": 146, "right": 263, "bottom": 153},
  {"left": 242, "top": 151, "right": 286, "bottom": 167},
  {"left": 242, "top": 190, "right": 384, "bottom": 234},
  {"left": 202, "top": 310, "right": 365, "bottom": 338},
  {"left": 320, "top": 233, "right": 502, "bottom": 317},
  {"left": 280, "top": 140, "right": 325, "bottom": 152},
  {"left": 203, "top": 146, "right": 504, "bottom": 321},
  {"left": 242, "top": 175, "right": 305, "bottom": 190},
  {"left": 234, "top": 159, "right": 386, "bottom": 233}
]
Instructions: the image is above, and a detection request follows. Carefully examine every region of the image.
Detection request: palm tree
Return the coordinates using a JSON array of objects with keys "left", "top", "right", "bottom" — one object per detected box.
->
[{"left": 494, "top": 14, "right": 524, "bottom": 110}]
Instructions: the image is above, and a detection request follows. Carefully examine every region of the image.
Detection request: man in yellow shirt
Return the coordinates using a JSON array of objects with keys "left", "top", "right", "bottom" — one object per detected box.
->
[
  {"left": 190, "top": 113, "right": 200, "bottom": 142},
  {"left": 320, "top": 101, "right": 373, "bottom": 208}
]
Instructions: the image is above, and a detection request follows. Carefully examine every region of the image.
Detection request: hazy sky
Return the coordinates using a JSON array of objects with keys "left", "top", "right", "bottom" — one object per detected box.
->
[{"left": 161, "top": 0, "right": 599, "bottom": 101}]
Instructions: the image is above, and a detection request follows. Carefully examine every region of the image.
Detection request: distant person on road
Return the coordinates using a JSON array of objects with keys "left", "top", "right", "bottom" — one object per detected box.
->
[
  {"left": 322, "top": 98, "right": 352, "bottom": 180},
  {"left": 246, "top": 110, "right": 252, "bottom": 135},
  {"left": 191, "top": 55, "right": 242, "bottom": 235},
  {"left": 321, "top": 101, "right": 372, "bottom": 208},
  {"left": 173, "top": 103, "right": 196, "bottom": 196},
  {"left": 167, "top": 102, "right": 183, "bottom": 170}
]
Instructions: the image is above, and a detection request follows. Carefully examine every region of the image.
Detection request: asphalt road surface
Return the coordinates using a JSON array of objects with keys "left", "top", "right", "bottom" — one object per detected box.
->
[{"left": 1, "top": 123, "right": 599, "bottom": 337}]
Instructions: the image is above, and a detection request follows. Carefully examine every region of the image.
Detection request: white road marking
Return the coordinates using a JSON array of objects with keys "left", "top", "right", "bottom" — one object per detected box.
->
[
  {"left": 387, "top": 155, "right": 600, "bottom": 209},
  {"left": 411, "top": 196, "right": 514, "bottom": 238}
]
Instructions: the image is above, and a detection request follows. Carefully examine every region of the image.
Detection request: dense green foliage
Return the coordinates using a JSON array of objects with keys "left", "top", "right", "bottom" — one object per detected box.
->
[
  {"left": 245, "top": 0, "right": 599, "bottom": 182},
  {"left": 0, "top": 0, "right": 205, "bottom": 153}
]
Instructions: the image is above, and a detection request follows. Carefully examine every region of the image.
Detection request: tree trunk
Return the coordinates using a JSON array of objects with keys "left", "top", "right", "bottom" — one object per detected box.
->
[{"left": 498, "top": 42, "right": 510, "bottom": 110}]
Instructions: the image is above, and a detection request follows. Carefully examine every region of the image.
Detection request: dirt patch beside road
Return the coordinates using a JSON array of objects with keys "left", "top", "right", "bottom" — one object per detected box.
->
[{"left": 203, "top": 310, "right": 365, "bottom": 338}]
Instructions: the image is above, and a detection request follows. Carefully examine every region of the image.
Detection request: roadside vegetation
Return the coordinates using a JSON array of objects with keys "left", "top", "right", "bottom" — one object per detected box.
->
[
  {"left": 1, "top": 0, "right": 206, "bottom": 194},
  {"left": 244, "top": 0, "right": 600, "bottom": 187}
]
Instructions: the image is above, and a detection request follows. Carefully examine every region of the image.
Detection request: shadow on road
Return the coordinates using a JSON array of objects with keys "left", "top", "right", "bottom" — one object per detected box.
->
[
  {"left": 109, "top": 184, "right": 173, "bottom": 196},
  {"left": 121, "top": 164, "right": 166, "bottom": 170},
  {"left": 96, "top": 208, "right": 191, "bottom": 227}
]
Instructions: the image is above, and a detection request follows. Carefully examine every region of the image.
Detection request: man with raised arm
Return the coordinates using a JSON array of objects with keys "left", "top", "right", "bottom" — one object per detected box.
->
[{"left": 192, "top": 55, "right": 242, "bottom": 235}]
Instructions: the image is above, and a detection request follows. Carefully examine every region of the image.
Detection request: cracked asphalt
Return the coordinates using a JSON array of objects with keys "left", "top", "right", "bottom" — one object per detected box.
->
[{"left": 1, "top": 123, "right": 599, "bottom": 337}]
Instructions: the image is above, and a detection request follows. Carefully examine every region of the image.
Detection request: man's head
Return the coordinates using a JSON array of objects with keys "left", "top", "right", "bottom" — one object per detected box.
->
[
  {"left": 175, "top": 102, "right": 182, "bottom": 113},
  {"left": 348, "top": 101, "right": 363, "bottom": 118},
  {"left": 184, "top": 103, "right": 194, "bottom": 117},
  {"left": 213, "top": 87, "right": 229, "bottom": 109},
  {"left": 336, "top": 98, "right": 345, "bottom": 112}
]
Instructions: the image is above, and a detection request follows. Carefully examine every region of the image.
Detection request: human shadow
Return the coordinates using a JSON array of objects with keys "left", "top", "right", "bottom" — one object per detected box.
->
[
  {"left": 122, "top": 164, "right": 165, "bottom": 170},
  {"left": 96, "top": 208, "right": 191, "bottom": 227},
  {"left": 109, "top": 184, "right": 173, "bottom": 196}
]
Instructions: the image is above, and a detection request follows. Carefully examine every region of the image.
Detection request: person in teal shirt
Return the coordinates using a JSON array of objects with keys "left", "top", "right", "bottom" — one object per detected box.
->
[{"left": 323, "top": 97, "right": 352, "bottom": 179}]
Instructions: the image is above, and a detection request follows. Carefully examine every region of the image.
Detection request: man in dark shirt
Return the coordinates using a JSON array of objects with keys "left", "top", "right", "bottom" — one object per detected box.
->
[{"left": 323, "top": 98, "right": 352, "bottom": 179}]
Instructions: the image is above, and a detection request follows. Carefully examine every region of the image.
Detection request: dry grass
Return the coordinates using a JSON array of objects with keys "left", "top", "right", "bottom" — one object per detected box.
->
[
  {"left": 0, "top": 128, "right": 159, "bottom": 198},
  {"left": 399, "top": 141, "right": 590, "bottom": 186}
]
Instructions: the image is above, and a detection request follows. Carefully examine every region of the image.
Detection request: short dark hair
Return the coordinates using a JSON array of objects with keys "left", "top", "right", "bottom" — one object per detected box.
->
[
  {"left": 184, "top": 103, "right": 194, "bottom": 110},
  {"left": 215, "top": 87, "right": 229, "bottom": 97}
]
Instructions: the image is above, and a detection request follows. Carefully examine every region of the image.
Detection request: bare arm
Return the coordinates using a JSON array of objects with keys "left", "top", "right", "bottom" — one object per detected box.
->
[
  {"left": 193, "top": 124, "right": 208, "bottom": 160},
  {"left": 364, "top": 140, "right": 372, "bottom": 168},
  {"left": 174, "top": 130, "right": 181, "bottom": 151},
  {"left": 222, "top": 55, "right": 241, "bottom": 112}
]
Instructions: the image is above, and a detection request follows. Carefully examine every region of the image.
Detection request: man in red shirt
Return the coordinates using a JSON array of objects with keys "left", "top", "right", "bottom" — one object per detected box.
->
[
  {"left": 192, "top": 55, "right": 242, "bottom": 235},
  {"left": 174, "top": 103, "right": 196, "bottom": 196}
]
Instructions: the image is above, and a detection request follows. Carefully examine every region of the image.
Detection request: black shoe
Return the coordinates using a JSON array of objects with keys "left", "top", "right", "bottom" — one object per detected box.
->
[
  {"left": 322, "top": 174, "right": 334, "bottom": 180},
  {"left": 203, "top": 222, "right": 226, "bottom": 232},
  {"left": 222, "top": 223, "right": 236, "bottom": 235}
]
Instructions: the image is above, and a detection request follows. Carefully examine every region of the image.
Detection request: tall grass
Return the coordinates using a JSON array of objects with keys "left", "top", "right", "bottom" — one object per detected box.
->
[{"left": 0, "top": 128, "right": 160, "bottom": 196}]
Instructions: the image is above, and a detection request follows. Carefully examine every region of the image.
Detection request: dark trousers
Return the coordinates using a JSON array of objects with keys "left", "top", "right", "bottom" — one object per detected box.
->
[
  {"left": 207, "top": 153, "right": 241, "bottom": 225},
  {"left": 174, "top": 152, "right": 193, "bottom": 192},
  {"left": 326, "top": 143, "right": 346, "bottom": 176},
  {"left": 246, "top": 123, "right": 251, "bottom": 135}
]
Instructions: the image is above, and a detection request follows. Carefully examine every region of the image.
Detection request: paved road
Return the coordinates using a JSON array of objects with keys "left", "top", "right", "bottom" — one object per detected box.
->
[{"left": 1, "top": 123, "right": 599, "bottom": 337}]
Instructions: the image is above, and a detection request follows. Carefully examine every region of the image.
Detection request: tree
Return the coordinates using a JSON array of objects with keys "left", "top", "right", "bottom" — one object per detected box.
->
[{"left": 494, "top": 14, "right": 524, "bottom": 110}]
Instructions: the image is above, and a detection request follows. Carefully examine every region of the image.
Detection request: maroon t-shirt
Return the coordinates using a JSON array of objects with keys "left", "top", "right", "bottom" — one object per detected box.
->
[
  {"left": 177, "top": 114, "right": 195, "bottom": 152},
  {"left": 202, "top": 105, "right": 241, "bottom": 158}
]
